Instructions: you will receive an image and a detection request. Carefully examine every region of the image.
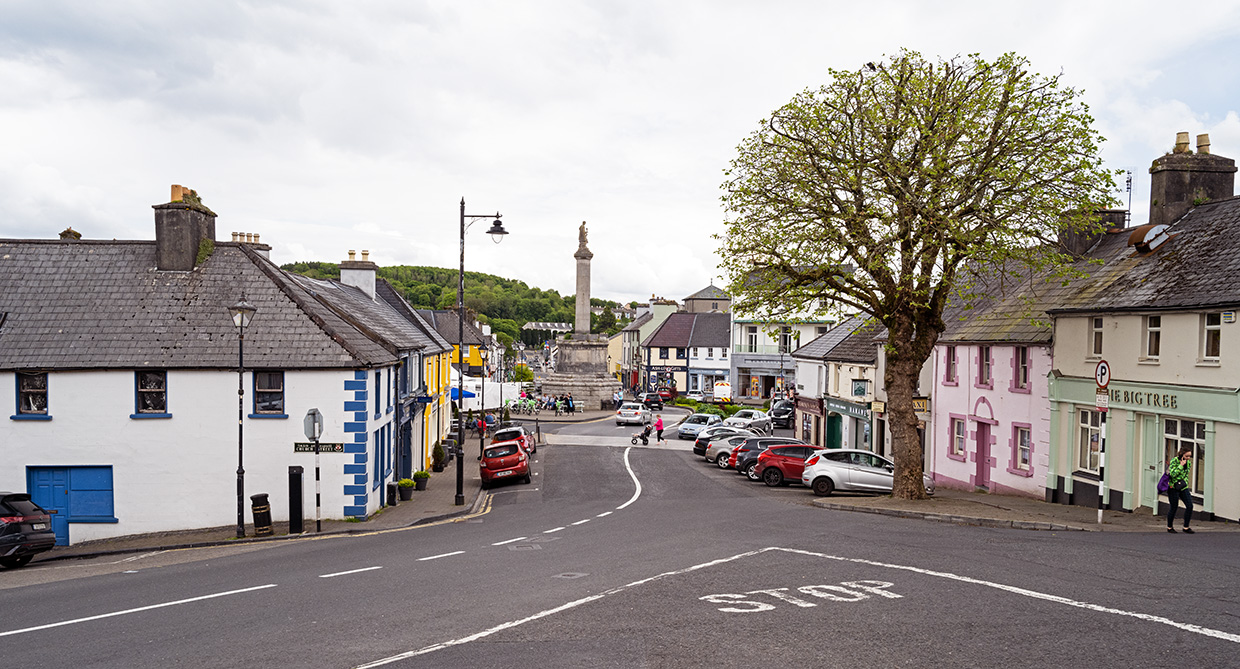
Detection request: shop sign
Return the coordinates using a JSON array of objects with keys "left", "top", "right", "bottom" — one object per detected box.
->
[
  {"left": 1107, "top": 387, "right": 1178, "bottom": 410},
  {"left": 870, "top": 401, "right": 886, "bottom": 413},
  {"left": 825, "top": 398, "right": 870, "bottom": 420},
  {"left": 912, "top": 398, "right": 930, "bottom": 413},
  {"left": 796, "top": 396, "right": 823, "bottom": 415}
]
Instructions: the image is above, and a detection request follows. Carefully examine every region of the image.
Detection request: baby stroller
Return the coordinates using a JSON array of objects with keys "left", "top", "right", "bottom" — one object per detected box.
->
[{"left": 631, "top": 424, "right": 652, "bottom": 445}]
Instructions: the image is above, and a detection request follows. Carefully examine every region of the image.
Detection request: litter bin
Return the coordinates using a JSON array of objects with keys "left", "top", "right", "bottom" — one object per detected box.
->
[
  {"left": 386, "top": 482, "right": 398, "bottom": 507},
  {"left": 288, "top": 466, "right": 304, "bottom": 534},
  {"left": 250, "top": 493, "right": 273, "bottom": 537}
]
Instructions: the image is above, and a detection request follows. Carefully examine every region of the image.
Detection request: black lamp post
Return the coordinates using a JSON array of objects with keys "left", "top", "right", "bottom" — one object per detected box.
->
[
  {"left": 229, "top": 297, "right": 257, "bottom": 538},
  {"left": 457, "top": 198, "right": 508, "bottom": 505}
]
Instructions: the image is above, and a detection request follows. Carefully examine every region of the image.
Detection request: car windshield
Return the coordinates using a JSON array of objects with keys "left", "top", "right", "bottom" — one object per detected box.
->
[
  {"left": 485, "top": 444, "right": 519, "bottom": 458},
  {"left": 492, "top": 430, "right": 522, "bottom": 442},
  {"left": 686, "top": 416, "right": 708, "bottom": 424},
  {"left": 620, "top": 403, "right": 643, "bottom": 410}
]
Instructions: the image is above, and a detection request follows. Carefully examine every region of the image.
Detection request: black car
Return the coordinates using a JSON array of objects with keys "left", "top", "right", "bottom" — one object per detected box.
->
[
  {"left": 640, "top": 392, "right": 664, "bottom": 410},
  {"left": 769, "top": 399, "right": 795, "bottom": 428},
  {"left": 0, "top": 492, "right": 56, "bottom": 569},
  {"left": 733, "top": 437, "right": 807, "bottom": 481}
]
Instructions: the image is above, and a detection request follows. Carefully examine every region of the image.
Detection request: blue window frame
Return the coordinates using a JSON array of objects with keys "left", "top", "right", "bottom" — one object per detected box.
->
[
  {"left": 250, "top": 371, "right": 287, "bottom": 418},
  {"left": 374, "top": 371, "right": 381, "bottom": 417},
  {"left": 132, "top": 370, "right": 171, "bottom": 418},
  {"left": 13, "top": 372, "right": 51, "bottom": 420}
]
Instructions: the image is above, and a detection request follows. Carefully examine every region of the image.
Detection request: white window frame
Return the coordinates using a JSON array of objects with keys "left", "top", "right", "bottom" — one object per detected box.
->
[
  {"left": 951, "top": 418, "right": 966, "bottom": 456},
  {"left": 1077, "top": 409, "right": 1101, "bottom": 473},
  {"left": 1202, "top": 312, "right": 1221, "bottom": 361},
  {"left": 1144, "top": 315, "right": 1161, "bottom": 360},
  {"left": 1014, "top": 346, "right": 1029, "bottom": 389},
  {"left": 1164, "top": 418, "right": 1206, "bottom": 495},
  {"left": 1090, "top": 317, "right": 1103, "bottom": 357},
  {"left": 1016, "top": 426, "right": 1032, "bottom": 469},
  {"left": 978, "top": 345, "right": 992, "bottom": 386}
]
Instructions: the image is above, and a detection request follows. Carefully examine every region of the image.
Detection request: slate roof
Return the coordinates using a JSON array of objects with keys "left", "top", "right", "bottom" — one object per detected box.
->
[
  {"left": 1047, "top": 196, "right": 1240, "bottom": 314},
  {"left": 687, "top": 312, "right": 730, "bottom": 348},
  {"left": 641, "top": 311, "right": 696, "bottom": 348},
  {"left": 791, "top": 317, "right": 865, "bottom": 361},
  {"left": 824, "top": 318, "right": 883, "bottom": 364},
  {"left": 285, "top": 273, "right": 427, "bottom": 353},
  {"left": 620, "top": 312, "right": 651, "bottom": 332},
  {"left": 0, "top": 240, "right": 396, "bottom": 370},
  {"left": 416, "top": 309, "right": 486, "bottom": 346},
  {"left": 375, "top": 280, "right": 453, "bottom": 355},
  {"left": 685, "top": 285, "right": 730, "bottom": 301}
]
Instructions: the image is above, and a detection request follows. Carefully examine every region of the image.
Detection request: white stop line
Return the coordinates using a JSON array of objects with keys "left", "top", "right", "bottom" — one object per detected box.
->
[{"left": 353, "top": 546, "right": 1239, "bottom": 667}]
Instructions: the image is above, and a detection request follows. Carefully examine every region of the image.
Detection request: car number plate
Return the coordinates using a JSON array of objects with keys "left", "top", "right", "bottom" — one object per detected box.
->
[
  {"left": 495, "top": 470, "right": 513, "bottom": 477},
  {"left": 32, "top": 523, "right": 47, "bottom": 530}
]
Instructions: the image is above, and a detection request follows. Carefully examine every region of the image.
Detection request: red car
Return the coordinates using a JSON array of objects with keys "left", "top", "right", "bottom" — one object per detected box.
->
[
  {"left": 480, "top": 440, "right": 531, "bottom": 489},
  {"left": 754, "top": 444, "right": 819, "bottom": 487},
  {"left": 492, "top": 425, "right": 536, "bottom": 455}
]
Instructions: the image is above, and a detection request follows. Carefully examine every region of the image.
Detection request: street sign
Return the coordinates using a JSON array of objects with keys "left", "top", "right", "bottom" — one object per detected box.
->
[
  {"left": 1095, "top": 391, "right": 1109, "bottom": 412},
  {"left": 294, "top": 442, "right": 343, "bottom": 453},
  {"left": 1094, "top": 360, "right": 1111, "bottom": 389},
  {"left": 304, "top": 408, "right": 324, "bottom": 441}
]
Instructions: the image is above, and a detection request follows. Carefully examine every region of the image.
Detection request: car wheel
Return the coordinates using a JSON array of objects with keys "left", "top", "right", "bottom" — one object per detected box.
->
[
  {"left": 617, "top": 422, "right": 623, "bottom": 426},
  {"left": 763, "top": 468, "right": 784, "bottom": 487},
  {"left": 715, "top": 452, "right": 731, "bottom": 469},
  {"left": 745, "top": 462, "right": 760, "bottom": 481},
  {"left": 0, "top": 555, "right": 33, "bottom": 569},
  {"left": 523, "top": 473, "right": 532, "bottom": 484},
  {"left": 480, "top": 480, "right": 490, "bottom": 490},
  {"left": 812, "top": 477, "right": 835, "bottom": 496}
]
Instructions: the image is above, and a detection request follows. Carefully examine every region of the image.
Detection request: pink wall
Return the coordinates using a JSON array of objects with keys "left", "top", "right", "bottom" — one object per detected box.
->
[{"left": 929, "top": 343, "right": 1049, "bottom": 498}]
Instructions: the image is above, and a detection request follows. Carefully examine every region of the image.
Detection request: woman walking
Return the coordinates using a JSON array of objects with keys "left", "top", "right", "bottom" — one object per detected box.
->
[
  {"left": 1167, "top": 446, "right": 1195, "bottom": 533},
  {"left": 654, "top": 414, "right": 665, "bottom": 444}
]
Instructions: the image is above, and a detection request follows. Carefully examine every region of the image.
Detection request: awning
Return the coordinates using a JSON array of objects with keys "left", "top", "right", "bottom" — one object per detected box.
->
[{"left": 450, "top": 388, "right": 476, "bottom": 400}]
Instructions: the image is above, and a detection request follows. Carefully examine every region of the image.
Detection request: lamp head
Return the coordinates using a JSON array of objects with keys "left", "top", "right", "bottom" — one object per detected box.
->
[
  {"left": 487, "top": 216, "right": 508, "bottom": 244},
  {"left": 229, "top": 298, "right": 257, "bottom": 329}
]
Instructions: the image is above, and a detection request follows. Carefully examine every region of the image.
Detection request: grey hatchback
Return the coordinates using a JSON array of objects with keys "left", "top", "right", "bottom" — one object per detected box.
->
[{"left": 0, "top": 492, "right": 56, "bottom": 568}]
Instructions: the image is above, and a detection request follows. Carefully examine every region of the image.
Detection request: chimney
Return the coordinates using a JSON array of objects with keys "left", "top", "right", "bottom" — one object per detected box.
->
[
  {"left": 230, "top": 231, "right": 272, "bottom": 259},
  {"left": 1058, "top": 209, "right": 1129, "bottom": 255},
  {"left": 340, "top": 249, "right": 378, "bottom": 300},
  {"left": 1149, "top": 132, "right": 1237, "bottom": 226},
  {"left": 153, "top": 185, "right": 216, "bottom": 271}
]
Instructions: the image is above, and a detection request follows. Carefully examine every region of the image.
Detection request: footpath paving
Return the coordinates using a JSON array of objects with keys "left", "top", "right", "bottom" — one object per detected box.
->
[{"left": 38, "top": 406, "right": 1232, "bottom": 564}]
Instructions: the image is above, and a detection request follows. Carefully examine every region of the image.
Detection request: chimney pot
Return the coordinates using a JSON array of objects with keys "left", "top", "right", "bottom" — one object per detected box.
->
[
  {"left": 1197, "top": 133, "right": 1211, "bottom": 155},
  {"left": 362, "top": 250, "right": 369, "bottom": 261},
  {"left": 246, "top": 233, "right": 254, "bottom": 243},
  {"left": 348, "top": 250, "right": 356, "bottom": 261},
  {"left": 232, "top": 232, "right": 239, "bottom": 242},
  {"left": 171, "top": 185, "right": 183, "bottom": 202},
  {"left": 254, "top": 233, "right": 260, "bottom": 243},
  {"left": 1175, "top": 132, "right": 1191, "bottom": 153}
]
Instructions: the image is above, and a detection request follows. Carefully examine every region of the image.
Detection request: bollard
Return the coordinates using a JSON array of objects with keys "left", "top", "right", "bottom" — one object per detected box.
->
[
  {"left": 250, "top": 493, "right": 273, "bottom": 537},
  {"left": 288, "top": 466, "right": 304, "bottom": 534}
]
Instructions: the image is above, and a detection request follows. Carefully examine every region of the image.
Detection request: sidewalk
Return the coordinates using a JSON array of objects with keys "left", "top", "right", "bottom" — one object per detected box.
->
[{"left": 813, "top": 486, "right": 1240, "bottom": 532}]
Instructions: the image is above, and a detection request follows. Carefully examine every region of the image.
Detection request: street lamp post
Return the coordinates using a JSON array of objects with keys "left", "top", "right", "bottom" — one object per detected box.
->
[
  {"left": 229, "top": 297, "right": 257, "bottom": 539},
  {"left": 479, "top": 346, "right": 489, "bottom": 459},
  {"left": 457, "top": 198, "right": 508, "bottom": 506}
]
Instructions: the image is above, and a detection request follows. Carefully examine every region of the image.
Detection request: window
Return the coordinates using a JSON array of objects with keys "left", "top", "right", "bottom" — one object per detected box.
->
[
  {"left": 851, "top": 379, "right": 867, "bottom": 397},
  {"left": 977, "top": 345, "right": 992, "bottom": 386},
  {"left": 950, "top": 418, "right": 966, "bottom": 458},
  {"left": 944, "top": 346, "right": 958, "bottom": 384},
  {"left": 711, "top": 302, "right": 718, "bottom": 310},
  {"left": 692, "top": 347, "right": 699, "bottom": 358},
  {"left": 254, "top": 371, "right": 285, "bottom": 414},
  {"left": 659, "top": 347, "right": 669, "bottom": 359},
  {"left": 135, "top": 371, "right": 168, "bottom": 414},
  {"left": 1164, "top": 418, "right": 1206, "bottom": 494},
  {"left": 706, "top": 347, "right": 713, "bottom": 358},
  {"left": 676, "top": 348, "right": 686, "bottom": 359},
  {"left": 374, "top": 371, "right": 381, "bottom": 416},
  {"left": 1203, "top": 312, "right": 1221, "bottom": 360},
  {"left": 779, "top": 326, "right": 793, "bottom": 353},
  {"left": 1008, "top": 424, "right": 1033, "bottom": 476},
  {"left": 16, "top": 372, "right": 48, "bottom": 415},
  {"left": 1077, "top": 409, "right": 1101, "bottom": 473},
  {"left": 1013, "top": 346, "right": 1029, "bottom": 390},
  {"left": 399, "top": 356, "right": 410, "bottom": 397},
  {"left": 1144, "top": 315, "right": 1161, "bottom": 359},
  {"left": 817, "top": 326, "right": 831, "bottom": 336},
  {"left": 746, "top": 326, "right": 758, "bottom": 350},
  {"left": 1091, "top": 317, "right": 1103, "bottom": 356},
  {"left": 721, "top": 348, "right": 728, "bottom": 359}
]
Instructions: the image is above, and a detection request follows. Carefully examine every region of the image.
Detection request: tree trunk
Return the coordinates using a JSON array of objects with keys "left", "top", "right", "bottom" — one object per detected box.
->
[{"left": 886, "top": 351, "right": 928, "bottom": 499}]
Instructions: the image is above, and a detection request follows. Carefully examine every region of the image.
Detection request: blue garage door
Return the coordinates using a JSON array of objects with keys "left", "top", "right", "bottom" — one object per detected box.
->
[{"left": 27, "top": 466, "right": 116, "bottom": 546}]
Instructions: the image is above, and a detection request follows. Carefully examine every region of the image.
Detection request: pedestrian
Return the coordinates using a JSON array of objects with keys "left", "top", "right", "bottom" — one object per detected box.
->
[
  {"left": 1167, "top": 446, "right": 1195, "bottom": 533},
  {"left": 613, "top": 390, "right": 621, "bottom": 411},
  {"left": 654, "top": 414, "right": 665, "bottom": 444},
  {"left": 567, "top": 393, "right": 575, "bottom": 414}
]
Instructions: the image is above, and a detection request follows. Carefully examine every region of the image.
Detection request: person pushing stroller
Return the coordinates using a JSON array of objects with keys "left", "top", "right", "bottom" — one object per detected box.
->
[{"left": 631, "top": 423, "right": 653, "bottom": 445}]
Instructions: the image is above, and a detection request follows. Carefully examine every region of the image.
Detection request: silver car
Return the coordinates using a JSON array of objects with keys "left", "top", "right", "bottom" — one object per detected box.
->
[
  {"left": 723, "top": 409, "right": 772, "bottom": 434},
  {"left": 676, "top": 413, "right": 723, "bottom": 439},
  {"left": 703, "top": 433, "right": 753, "bottom": 468},
  {"left": 615, "top": 402, "right": 652, "bottom": 426},
  {"left": 800, "top": 449, "right": 935, "bottom": 496}
]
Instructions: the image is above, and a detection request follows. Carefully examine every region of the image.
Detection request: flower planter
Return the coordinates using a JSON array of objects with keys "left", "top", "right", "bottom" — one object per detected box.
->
[
  {"left": 398, "top": 485, "right": 414, "bottom": 501},
  {"left": 414, "top": 478, "right": 428, "bottom": 491}
]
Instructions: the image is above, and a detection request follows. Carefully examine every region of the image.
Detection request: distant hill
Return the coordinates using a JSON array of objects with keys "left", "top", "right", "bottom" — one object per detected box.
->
[{"left": 281, "top": 262, "right": 626, "bottom": 336}]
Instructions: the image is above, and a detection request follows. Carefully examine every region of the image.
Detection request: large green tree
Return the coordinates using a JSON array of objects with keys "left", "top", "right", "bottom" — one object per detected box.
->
[{"left": 719, "top": 50, "right": 1116, "bottom": 498}]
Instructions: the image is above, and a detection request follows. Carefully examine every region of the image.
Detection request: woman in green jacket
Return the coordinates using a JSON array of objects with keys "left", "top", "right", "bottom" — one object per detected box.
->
[{"left": 1166, "top": 446, "right": 1194, "bottom": 534}]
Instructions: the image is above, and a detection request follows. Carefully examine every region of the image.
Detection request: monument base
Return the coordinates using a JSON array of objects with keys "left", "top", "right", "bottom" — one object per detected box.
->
[{"left": 544, "top": 337, "right": 620, "bottom": 411}]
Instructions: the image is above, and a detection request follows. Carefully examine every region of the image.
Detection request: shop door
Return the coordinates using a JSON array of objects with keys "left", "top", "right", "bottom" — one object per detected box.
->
[
  {"left": 28, "top": 467, "right": 70, "bottom": 545},
  {"left": 1138, "top": 415, "right": 1159, "bottom": 512},
  {"left": 826, "top": 414, "right": 842, "bottom": 448},
  {"left": 974, "top": 423, "right": 991, "bottom": 490}
]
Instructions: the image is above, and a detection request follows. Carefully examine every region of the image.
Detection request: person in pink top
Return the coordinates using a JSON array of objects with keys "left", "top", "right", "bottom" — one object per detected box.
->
[{"left": 654, "top": 415, "right": 665, "bottom": 443}]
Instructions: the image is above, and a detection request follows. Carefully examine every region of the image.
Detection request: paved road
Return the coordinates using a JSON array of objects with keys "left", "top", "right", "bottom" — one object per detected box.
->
[{"left": 2, "top": 421, "right": 1237, "bottom": 667}]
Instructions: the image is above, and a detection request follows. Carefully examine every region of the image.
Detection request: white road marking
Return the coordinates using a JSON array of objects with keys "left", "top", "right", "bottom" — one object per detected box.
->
[
  {"left": 492, "top": 537, "right": 528, "bottom": 546},
  {"left": 353, "top": 545, "right": 1240, "bottom": 666},
  {"left": 616, "top": 446, "right": 642, "bottom": 510},
  {"left": 543, "top": 527, "right": 565, "bottom": 534},
  {"left": 319, "top": 566, "right": 383, "bottom": 578},
  {"left": 596, "top": 511, "right": 612, "bottom": 518},
  {"left": 571, "top": 519, "right": 591, "bottom": 526},
  {"left": 418, "top": 551, "right": 465, "bottom": 561},
  {"left": 0, "top": 584, "right": 278, "bottom": 638}
]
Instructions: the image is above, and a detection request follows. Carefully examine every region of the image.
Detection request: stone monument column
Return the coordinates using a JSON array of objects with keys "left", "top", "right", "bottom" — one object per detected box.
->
[{"left": 574, "top": 222, "right": 592, "bottom": 335}]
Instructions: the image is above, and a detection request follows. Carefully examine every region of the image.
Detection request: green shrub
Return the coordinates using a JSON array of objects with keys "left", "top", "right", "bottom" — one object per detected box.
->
[
  {"left": 397, "top": 478, "right": 415, "bottom": 488},
  {"left": 412, "top": 470, "right": 430, "bottom": 480}
]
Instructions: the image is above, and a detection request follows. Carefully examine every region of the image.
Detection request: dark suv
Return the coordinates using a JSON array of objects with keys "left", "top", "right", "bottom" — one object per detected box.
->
[
  {"left": 0, "top": 492, "right": 56, "bottom": 569},
  {"left": 640, "top": 392, "right": 664, "bottom": 410},
  {"left": 730, "top": 437, "right": 807, "bottom": 481},
  {"left": 769, "top": 399, "right": 795, "bottom": 428}
]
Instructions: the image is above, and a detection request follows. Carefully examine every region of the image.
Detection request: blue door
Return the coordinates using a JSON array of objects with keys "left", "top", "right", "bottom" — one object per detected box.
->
[{"left": 28, "top": 467, "right": 70, "bottom": 545}]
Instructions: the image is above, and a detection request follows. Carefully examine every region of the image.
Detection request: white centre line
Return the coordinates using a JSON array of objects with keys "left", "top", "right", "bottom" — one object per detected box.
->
[
  {"left": 492, "top": 537, "right": 528, "bottom": 546},
  {"left": 319, "top": 566, "right": 383, "bottom": 578},
  {"left": 0, "top": 584, "right": 277, "bottom": 638},
  {"left": 543, "top": 527, "right": 565, "bottom": 534},
  {"left": 596, "top": 511, "right": 612, "bottom": 518},
  {"left": 418, "top": 551, "right": 465, "bottom": 561},
  {"left": 616, "top": 446, "right": 642, "bottom": 510},
  {"left": 571, "top": 519, "right": 591, "bottom": 526}
]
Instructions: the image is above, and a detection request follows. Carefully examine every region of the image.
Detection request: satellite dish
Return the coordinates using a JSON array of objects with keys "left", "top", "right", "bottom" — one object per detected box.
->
[{"left": 1128, "top": 224, "right": 1172, "bottom": 253}]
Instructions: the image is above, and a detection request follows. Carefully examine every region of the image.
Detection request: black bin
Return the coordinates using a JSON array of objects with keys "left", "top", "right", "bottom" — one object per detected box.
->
[
  {"left": 386, "top": 482, "right": 398, "bottom": 507},
  {"left": 288, "top": 466, "right": 304, "bottom": 534},
  {"left": 250, "top": 493, "right": 273, "bottom": 537}
]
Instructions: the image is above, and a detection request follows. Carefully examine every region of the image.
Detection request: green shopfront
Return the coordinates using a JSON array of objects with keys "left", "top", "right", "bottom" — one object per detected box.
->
[{"left": 1047, "top": 372, "right": 1240, "bottom": 522}]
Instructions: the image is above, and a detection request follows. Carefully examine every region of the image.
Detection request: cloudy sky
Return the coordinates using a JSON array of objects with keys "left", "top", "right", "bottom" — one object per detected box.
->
[{"left": 3, "top": 1, "right": 1239, "bottom": 305}]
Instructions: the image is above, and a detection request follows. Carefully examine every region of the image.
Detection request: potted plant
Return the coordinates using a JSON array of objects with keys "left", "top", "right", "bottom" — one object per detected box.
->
[
  {"left": 412, "top": 469, "right": 430, "bottom": 491},
  {"left": 431, "top": 441, "right": 446, "bottom": 472},
  {"left": 397, "top": 478, "right": 415, "bottom": 501}
]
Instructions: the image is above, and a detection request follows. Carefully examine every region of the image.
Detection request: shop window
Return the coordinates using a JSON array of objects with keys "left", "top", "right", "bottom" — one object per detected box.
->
[
  {"left": 1202, "top": 312, "right": 1221, "bottom": 361},
  {"left": 1077, "top": 409, "right": 1101, "bottom": 473},
  {"left": 1164, "top": 418, "right": 1206, "bottom": 495}
]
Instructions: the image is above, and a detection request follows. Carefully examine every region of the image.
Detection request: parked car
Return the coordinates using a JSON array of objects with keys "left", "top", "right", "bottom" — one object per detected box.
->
[
  {"left": 491, "top": 425, "right": 535, "bottom": 455},
  {"left": 724, "top": 409, "right": 772, "bottom": 434},
  {"left": 0, "top": 492, "right": 56, "bottom": 569},
  {"left": 731, "top": 437, "right": 807, "bottom": 480},
  {"left": 657, "top": 387, "right": 676, "bottom": 401},
  {"left": 801, "top": 449, "right": 936, "bottom": 496},
  {"left": 685, "top": 390, "right": 705, "bottom": 402},
  {"left": 692, "top": 425, "right": 754, "bottom": 456},
  {"left": 640, "top": 392, "right": 664, "bottom": 410},
  {"left": 703, "top": 434, "right": 753, "bottom": 468},
  {"left": 479, "top": 440, "right": 532, "bottom": 489},
  {"left": 615, "top": 402, "right": 653, "bottom": 426},
  {"left": 769, "top": 399, "right": 795, "bottom": 429},
  {"left": 676, "top": 413, "right": 722, "bottom": 439},
  {"left": 754, "top": 444, "right": 820, "bottom": 486}
]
